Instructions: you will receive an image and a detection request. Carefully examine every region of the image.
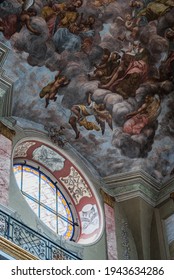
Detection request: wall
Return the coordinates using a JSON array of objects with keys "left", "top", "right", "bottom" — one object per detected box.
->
[
  {"left": 119, "top": 197, "right": 153, "bottom": 260},
  {"left": 150, "top": 211, "right": 161, "bottom": 260},
  {"left": 8, "top": 124, "right": 107, "bottom": 260},
  {"left": 3, "top": 119, "right": 173, "bottom": 260},
  {"left": 0, "top": 134, "right": 12, "bottom": 206},
  {"left": 114, "top": 201, "right": 138, "bottom": 260}
]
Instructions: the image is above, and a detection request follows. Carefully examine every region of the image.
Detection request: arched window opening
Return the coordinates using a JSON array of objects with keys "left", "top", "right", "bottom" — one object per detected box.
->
[{"left": 13, "top": 164, "right": 75, "bottom": 240}]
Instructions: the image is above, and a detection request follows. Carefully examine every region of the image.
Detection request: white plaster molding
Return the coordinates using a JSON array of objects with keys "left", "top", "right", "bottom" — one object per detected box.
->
[
  {"left": 103, "top": 171, "right": 174, "bottom": 206},
  {"left": 104, "top": 169, "right": 161, "bottom": 190}
]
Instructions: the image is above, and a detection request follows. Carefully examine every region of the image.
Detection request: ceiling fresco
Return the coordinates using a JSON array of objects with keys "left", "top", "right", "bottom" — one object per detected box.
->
[{"left": 0, "top": 0, "right": 174, "bottom": 182}]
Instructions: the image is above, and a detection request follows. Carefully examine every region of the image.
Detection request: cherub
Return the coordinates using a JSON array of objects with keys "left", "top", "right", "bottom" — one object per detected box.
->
[
  {"left": 117, "top": 13, "right": 141, "bottom": 40},
  {"left": 69, "top": 91, "right": 113, "bottom": 139},
  {"left": 45, "top": 125, "right": 67, "bottom": 147},
  {"left": 19, "top": 9, "right": 40, "bottom": 35},
  {"left": 0, "top": 0, "right": 40, "bottom": 39},
  {"left": 99, "top": 51, "right": 121, "bottom": 85},
  {"left": 123, "top": 94, "right": 161, "bottom": 135},
  {"left": 69, "top": 14, "right": 95, "bottom": 34},
  {"left": 129, "top": 0, "right": 144, "bottom": 18},
  {"left": 88, "top": 48, "right": 111, "bottom": 81},
  {"left": 39, "top": 72, "right": 70, "bottom": 108},
  {"left": 80, "top": 15, "right": 96, "bottom": 32}
]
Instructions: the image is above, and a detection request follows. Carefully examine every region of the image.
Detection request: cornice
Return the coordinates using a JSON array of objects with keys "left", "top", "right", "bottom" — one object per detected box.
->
[
  {"left": 103, "top": 170, "right": 174, "bottom": 206},
  {"left": 0, "top": 120, "right": 16, "bottom": 140},
  {"left": 104, "top": 169, "right": 161, "bottom": 189},
  {"left": 157, "top": 177, "right": 174, "bottom": 205}
]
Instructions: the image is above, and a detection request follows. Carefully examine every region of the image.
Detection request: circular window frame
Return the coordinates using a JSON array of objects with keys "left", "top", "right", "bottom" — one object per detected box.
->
[
  {"left": 12, "top": 137, "right": 105, "bottom": 246},
  {"left": 13, "top": 160, "right": 79, "bottom": 241}
]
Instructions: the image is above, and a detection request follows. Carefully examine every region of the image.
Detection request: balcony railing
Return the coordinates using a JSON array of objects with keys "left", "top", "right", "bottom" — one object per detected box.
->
[{"left": 0, "top": 209, "right": 80, "bottom": 260}]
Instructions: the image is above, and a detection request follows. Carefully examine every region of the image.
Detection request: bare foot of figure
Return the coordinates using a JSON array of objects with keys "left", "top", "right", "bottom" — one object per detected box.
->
[{"left": 45, "top": 98, "right": 49, "bottom": 108}]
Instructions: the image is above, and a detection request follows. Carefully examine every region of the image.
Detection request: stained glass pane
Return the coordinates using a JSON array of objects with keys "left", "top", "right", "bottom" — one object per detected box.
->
[
  {"left": 57, "top": 192, "right": 68, "bottom": 218},
  {"left": 57, "top": 191, "right": 73, "bottom": 239},
  {"left": 13, "top": 165, "right": 22, "bottom": 190},
  {"left": 40, "top": 175, "right": 56, "bottom": 211},
  {"left": 22, "top": 166, "right": 39, "bottom": 200},
  {"left": 13, "top": 164, "right": 74, "bottom": 240},
  {"left": 40, "top": 206, "right": 57, "bottom": 232},
  {"left": 58, "top": 217, "right": 69, "bottom": 236}
]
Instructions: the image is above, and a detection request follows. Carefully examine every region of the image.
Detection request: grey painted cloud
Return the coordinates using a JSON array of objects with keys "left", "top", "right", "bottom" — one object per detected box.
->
[{"left": 1, "top": 0, "right": 174, "bottom": 181}]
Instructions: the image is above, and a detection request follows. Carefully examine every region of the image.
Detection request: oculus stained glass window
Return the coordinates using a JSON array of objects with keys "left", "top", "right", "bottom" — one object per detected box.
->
[{"left": 13, "top": 164, "right": 74, "bottom": 240}]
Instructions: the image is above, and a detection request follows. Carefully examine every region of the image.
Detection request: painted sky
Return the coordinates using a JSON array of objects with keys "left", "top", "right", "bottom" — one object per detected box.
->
[{"left": 1, "top": 0, "right": 174, "bottom": 182}]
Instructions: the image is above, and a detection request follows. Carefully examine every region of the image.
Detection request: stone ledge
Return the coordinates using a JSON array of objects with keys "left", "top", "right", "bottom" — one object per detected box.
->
[{"left": 103, "top": 170, "right": 174, "bottom": 206}]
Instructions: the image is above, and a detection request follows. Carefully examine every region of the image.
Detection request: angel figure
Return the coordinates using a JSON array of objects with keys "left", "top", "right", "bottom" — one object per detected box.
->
[
  {"left": 88, "top": 48, "right": 111, "bottom": 81},
  {"left": 129, "top": 0, "right": 144, "bottom": 18},
  {"left": 45, "top": 125, "right": 67, "bottom": 148},
  {"left": 123, "top": 94, "right": 161, "bottom": 135},
  {"left": 116, "top": 13, "right": 141, "bottom": 40},
  {"left": 39, "top": 72, "right": 71, "bottom": 108},
  {"left": 20, "top": 0, "right": 40, "bottom": 35},
  {"left": 69, "top": 91, "right": 113, "bottom": 139},
  {"left": 0, "top": 0, "right": 40, "bottom": 39}
]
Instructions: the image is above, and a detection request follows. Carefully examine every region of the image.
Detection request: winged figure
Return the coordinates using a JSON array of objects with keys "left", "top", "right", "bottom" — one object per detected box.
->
[
  {"left": 69, "top": 91, "right": 113, "bottom": 139},
  {"left": 0, "top": 0, "right": 39, "bottom": 39}
]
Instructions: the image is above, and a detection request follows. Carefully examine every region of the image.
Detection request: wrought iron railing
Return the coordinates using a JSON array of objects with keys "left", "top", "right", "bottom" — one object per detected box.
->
[{"left": 0, "top": 209, "right": 81, "bottom": 260}]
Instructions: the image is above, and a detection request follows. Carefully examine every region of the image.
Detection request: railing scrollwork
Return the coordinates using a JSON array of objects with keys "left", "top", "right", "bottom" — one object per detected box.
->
[{"left": 0, "top": 209, "right": 80, "bottom": 260}]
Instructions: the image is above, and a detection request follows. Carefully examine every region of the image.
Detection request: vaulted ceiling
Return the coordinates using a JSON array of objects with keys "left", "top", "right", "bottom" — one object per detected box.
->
[{"left": 1, "top": 0, "right": 174, "bottom": 184}]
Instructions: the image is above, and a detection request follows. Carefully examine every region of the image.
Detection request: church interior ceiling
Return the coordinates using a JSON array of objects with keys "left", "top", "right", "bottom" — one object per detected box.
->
[{"left": 0, "top": 0, "right": 174, "bottom": 183}]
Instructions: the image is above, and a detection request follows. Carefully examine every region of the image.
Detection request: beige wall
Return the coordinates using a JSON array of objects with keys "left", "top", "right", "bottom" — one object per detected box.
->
[
  {"left": 2, "top": 120, "right": 174, "bottom": 260},
  {"left": 119, "top": 197, "right": 154, "bottom": 259},
  {"left": 0, "top": 134, "right": 12, "bottom": 206}
]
